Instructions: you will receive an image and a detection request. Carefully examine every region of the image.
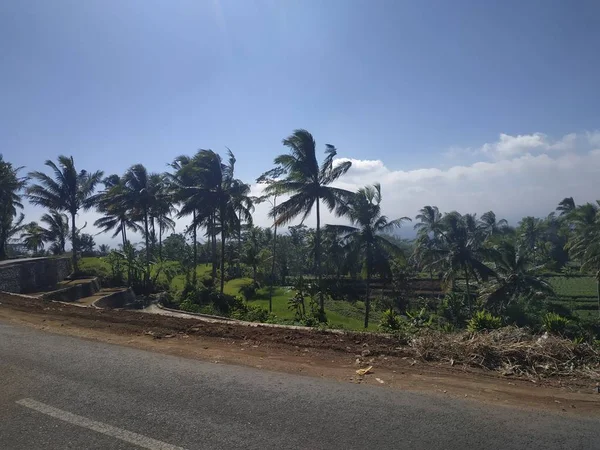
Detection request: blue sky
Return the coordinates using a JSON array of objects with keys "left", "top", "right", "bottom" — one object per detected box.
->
[{"left": 1, "top": 0, "right": 599, "bottom": 244}]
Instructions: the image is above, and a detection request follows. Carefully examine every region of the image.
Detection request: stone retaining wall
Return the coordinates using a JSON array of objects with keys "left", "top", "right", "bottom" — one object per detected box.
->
[{"left": 0, "top": 257, "right": 72, "bottom": 294}]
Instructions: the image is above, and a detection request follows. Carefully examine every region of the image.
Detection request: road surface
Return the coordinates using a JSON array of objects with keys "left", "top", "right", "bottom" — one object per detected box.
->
[{"left": 1, "top": 321, "right": 598, "bottom": 449}]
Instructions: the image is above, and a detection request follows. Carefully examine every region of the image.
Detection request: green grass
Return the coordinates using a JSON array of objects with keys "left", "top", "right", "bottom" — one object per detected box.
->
[
  {"left": 79, "top": 256, "right": 110, "bottom": 275},
  {"left": 80, "top": 256, "right": 380, "bottom": 331},
  {"left": 547, "top": 276, "right": 598, "bottom": 298},
  {"left": 169, "top": 264, "right": 212, "bottom": 291},
  {"left": 223, "top": 278, "right": 379, "bottom": 331}
]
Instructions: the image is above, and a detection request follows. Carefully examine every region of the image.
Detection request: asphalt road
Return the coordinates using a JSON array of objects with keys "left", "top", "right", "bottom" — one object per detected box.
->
[{"left": 1, "top": 322, "right": 599, "bottom": 450}]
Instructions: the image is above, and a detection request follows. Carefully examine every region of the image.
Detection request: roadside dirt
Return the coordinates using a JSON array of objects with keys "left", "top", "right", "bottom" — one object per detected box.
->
[{"left": 1, "top": 293, "right": 599, "bottom": 416}]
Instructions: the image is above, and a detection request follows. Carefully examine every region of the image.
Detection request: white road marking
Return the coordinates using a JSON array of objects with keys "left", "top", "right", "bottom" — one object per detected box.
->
[{"left": 16, "top": 398, "right": 186, "bottom": 450}]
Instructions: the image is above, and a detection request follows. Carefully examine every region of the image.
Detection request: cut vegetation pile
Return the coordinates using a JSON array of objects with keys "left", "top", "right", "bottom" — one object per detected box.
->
[{"left": 411, "top": 327, "right": 600, "bottom": 379}]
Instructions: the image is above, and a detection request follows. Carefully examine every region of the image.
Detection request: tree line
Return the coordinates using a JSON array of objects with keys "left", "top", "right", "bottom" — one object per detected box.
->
[{"left": 1, "top": 129, "right": 599, "bottom": 328}]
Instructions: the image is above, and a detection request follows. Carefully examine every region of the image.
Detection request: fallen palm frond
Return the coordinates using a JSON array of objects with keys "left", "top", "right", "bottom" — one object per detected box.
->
[{"left": 410, "top": 327, "right": 600, "bottom": 379}]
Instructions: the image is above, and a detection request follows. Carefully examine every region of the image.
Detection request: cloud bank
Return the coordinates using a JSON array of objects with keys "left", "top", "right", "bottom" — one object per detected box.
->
[
  {"left": 26, "top": 130, "right": 600, "bottom": 245},
  {"left": 250, "top": 130, "right": 600, "bottom": 236}
]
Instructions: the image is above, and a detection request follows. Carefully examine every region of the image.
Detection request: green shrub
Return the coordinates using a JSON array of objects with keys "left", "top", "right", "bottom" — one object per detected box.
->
[
  {"left": 179, "top": 299, "right": 201, "bottom": 313},
  {"left": 379, "top": 308, "right": 402, "bottom": 332},
  {"left": 437, "top": 293, "right": 470, "bottom": 327},
  {"left": 406, "top": 307, "right": 433, "bottom": 328},
  {"left": 238, "top": 282, "right": 257, "bottom": 301},
  {"left": 467, "top": 310, "right": 502, "bottom": 332},
  {"left": 542, "top": 312, "right": 569, "bottom": 335}
]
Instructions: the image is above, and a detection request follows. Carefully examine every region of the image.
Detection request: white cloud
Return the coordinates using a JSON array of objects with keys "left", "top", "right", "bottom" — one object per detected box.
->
[
  {"left": 587, "top": 131, "right": 600, "bottom": 148},
  {"left": 21, "top": 130, "right": 600, "bottom": 246},
  {"left": 251, "top": 131, "right": 600, "bottom": 236}
]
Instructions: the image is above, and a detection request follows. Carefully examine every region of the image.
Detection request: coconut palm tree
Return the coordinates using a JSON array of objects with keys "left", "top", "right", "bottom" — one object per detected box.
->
[
  {"left": 229, "top": 174, "right": 254, "bottom": 278},
  {"left": 518, "top": 216, "right": 544, "bottom": 264},
  {"left": 266, "top": 129, "right": 352, "bottom": 315},
  {"left": 149, "top": 174, "right": 176, "bottom": 259},
  {"left": 0, "top": 155, "right": 27, "bottom": 259},
  {"left": 27, "top": 156, "right": 103, "bottom": 272},
  {"left": 21, "top": 222, "right": 46, "bottom": 255},
  {"left": 256, "top": 166, "right": 285, "bottom": 312},
  {"left": 557, "top": 197, "right": 576, "bottom": 217},
  {"left": 567, "top": 201, "right": 600, "bottom": 316},
  {"left": 174, "top": 149, "right": 247, "bottom": 293},
  {"left": 167, "top": 155, "right": 202, "bottom": 280},
  {"left": 122, "top": 164, "right": 156, "bottom": 286},
  {"left": 94, "top": 174, "right": 142, "bottom": 249},
  {"left": 480, "top": 241, "right": 554, "bottom": 315},
  {"left": 427, "top": 212, "right": 495, "bottom": 302},
  {"left": 327, "top": 183, "right": 409, "bottom": 328},
  {"left": 414, "top": 205, "right": 442, "bottom": 237},
  {"left": 40, "top": 210, "right": 69, "bottom": 254},
  {"left": 478, "top": 211, "right": 508, "bottom": 239}
]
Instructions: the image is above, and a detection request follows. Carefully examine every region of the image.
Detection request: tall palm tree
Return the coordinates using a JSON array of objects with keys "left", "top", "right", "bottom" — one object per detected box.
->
[
  {"left": 27, "top": 156, "right": 103, "bottom": 272},
  {"left": 414, "top": 205, "right": 442, "bottom": 236},
  {"left": 229, "top": 173, "right": 253, "bottom": 278},
  {"left": 327, "top": 184, "right": 409, "bottom": 328},
  {"left": 94, "top": 174, "right": 142, "bottom": 249},
  {"left": 122, "top": 164, "right": 156, "bottom": 286},
  {"left": 557, "top": 197, "right": 576, "bottom": 217},
  {"left": 256, "top": 166, "right": 285, "bottom": 312},
  {"left": 175, "top": 149, "right": 247, "bottom": 293},
  {"left": 266, "top": 129, "right": 352, "bottom": 315},
  {"left": 21, "top": 222, "right": 46, "bottom": 255},
  {"left": 413, "top": 205, "right": 443, "bottom": 285},
  {"left": 567, "top": 201, "right": 600, "bottom": 316},
  {"left": 478, "top": 211, "right": 508, "bottom": 239},
  {"left": 518, "top": 216, "right": 544, "bottom": 263},
  {"left": 149, "top": 173, "right": 176, "bottom": 259},
  {"left": 40, "top": 210, "right": 69, "bottom": 254},
  {"left": 427, "top": 212, "right": 495, "bottom": 302},
  {"left": 167, "top": 155, "right": 202, "bottom": 281},
  {"left": 480, "top": 241, "right": 554, "bottom": 315},
  {"left": 0, "top": 155, "right": 27, "bottom": 259}
]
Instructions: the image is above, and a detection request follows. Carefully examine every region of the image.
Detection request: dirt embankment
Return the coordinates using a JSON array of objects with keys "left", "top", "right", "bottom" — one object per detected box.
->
[{"left": 1, "top": 293, "right": 599, "bottom": 416}]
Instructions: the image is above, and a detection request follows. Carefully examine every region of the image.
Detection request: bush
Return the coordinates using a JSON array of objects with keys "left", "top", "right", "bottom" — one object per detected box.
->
[
  {"left": 437, "top": 293, "right": 470, "bottom": 327},
  {"left": 542, "top": 312, "right": 570, "bottom": 335},
  {"left": 467, "top": 310, "right": 502, "bottom": 332},
  {"left": 379, "top": 308, "right": 402, "bottom": 332},
  {"left": 238, "top": 282, "right": 257, "bottom": 301},
  {"left": 179, "top": 299, "right": 202, "bottom": 313},
  {"left": 406, "top": 307, "right": 433, "bottom": 328}
]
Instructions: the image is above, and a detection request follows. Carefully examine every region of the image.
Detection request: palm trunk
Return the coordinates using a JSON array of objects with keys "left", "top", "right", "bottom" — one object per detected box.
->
[
  {"left": 237, "top": 210, "right": 242, "bottom": 278},
  {"left": 192, "top": 210, "right": 198, "bottom": 285},
  {"left": 220, "top": 227, "right": 226, "bottom": 294},
  {"left": 269, "top": 204, "right": 277, "bottom": 313},
  {"left": 122, "top": 225, "right": 132, "bottom": 286},
  {"left": 364, "top": 244, "right": 372, "bottom": 329},
  {"left": 316, "top": 198, "right": 323, "bottom": 316},
  {"left": 464, "top": 266, "right": 471, "bottom": 310},
  {"left": 144, "top": 210, "right": 150, "bottom": 291},
  {"left": 121, "top": 224, "right": 127, "bottom": 249},
  {"left": 159, "top": 223, "right": 163, "bottom": 260},
  {"left": 71, "top": 211, "right": 78, "bottom": 273},
  {"left": 211, "top": 213, "right": 217, "bottom": 280}
]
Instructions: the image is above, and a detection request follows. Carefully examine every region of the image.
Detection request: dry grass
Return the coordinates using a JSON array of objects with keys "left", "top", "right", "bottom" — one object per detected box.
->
[{"left": 410, "top": 327, "right": 600, "bottom": 379}]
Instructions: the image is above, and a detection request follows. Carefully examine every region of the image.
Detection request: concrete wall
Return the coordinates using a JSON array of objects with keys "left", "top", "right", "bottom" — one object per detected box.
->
[
  {"left": 93, "top": 288, "right": 136, "bottom": 309},
  {"left": 0, "top": 257, "right": 72, "bottom": 294},
  {"left": 41, "top": 278, "right": 100, "bottom": 302}
]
